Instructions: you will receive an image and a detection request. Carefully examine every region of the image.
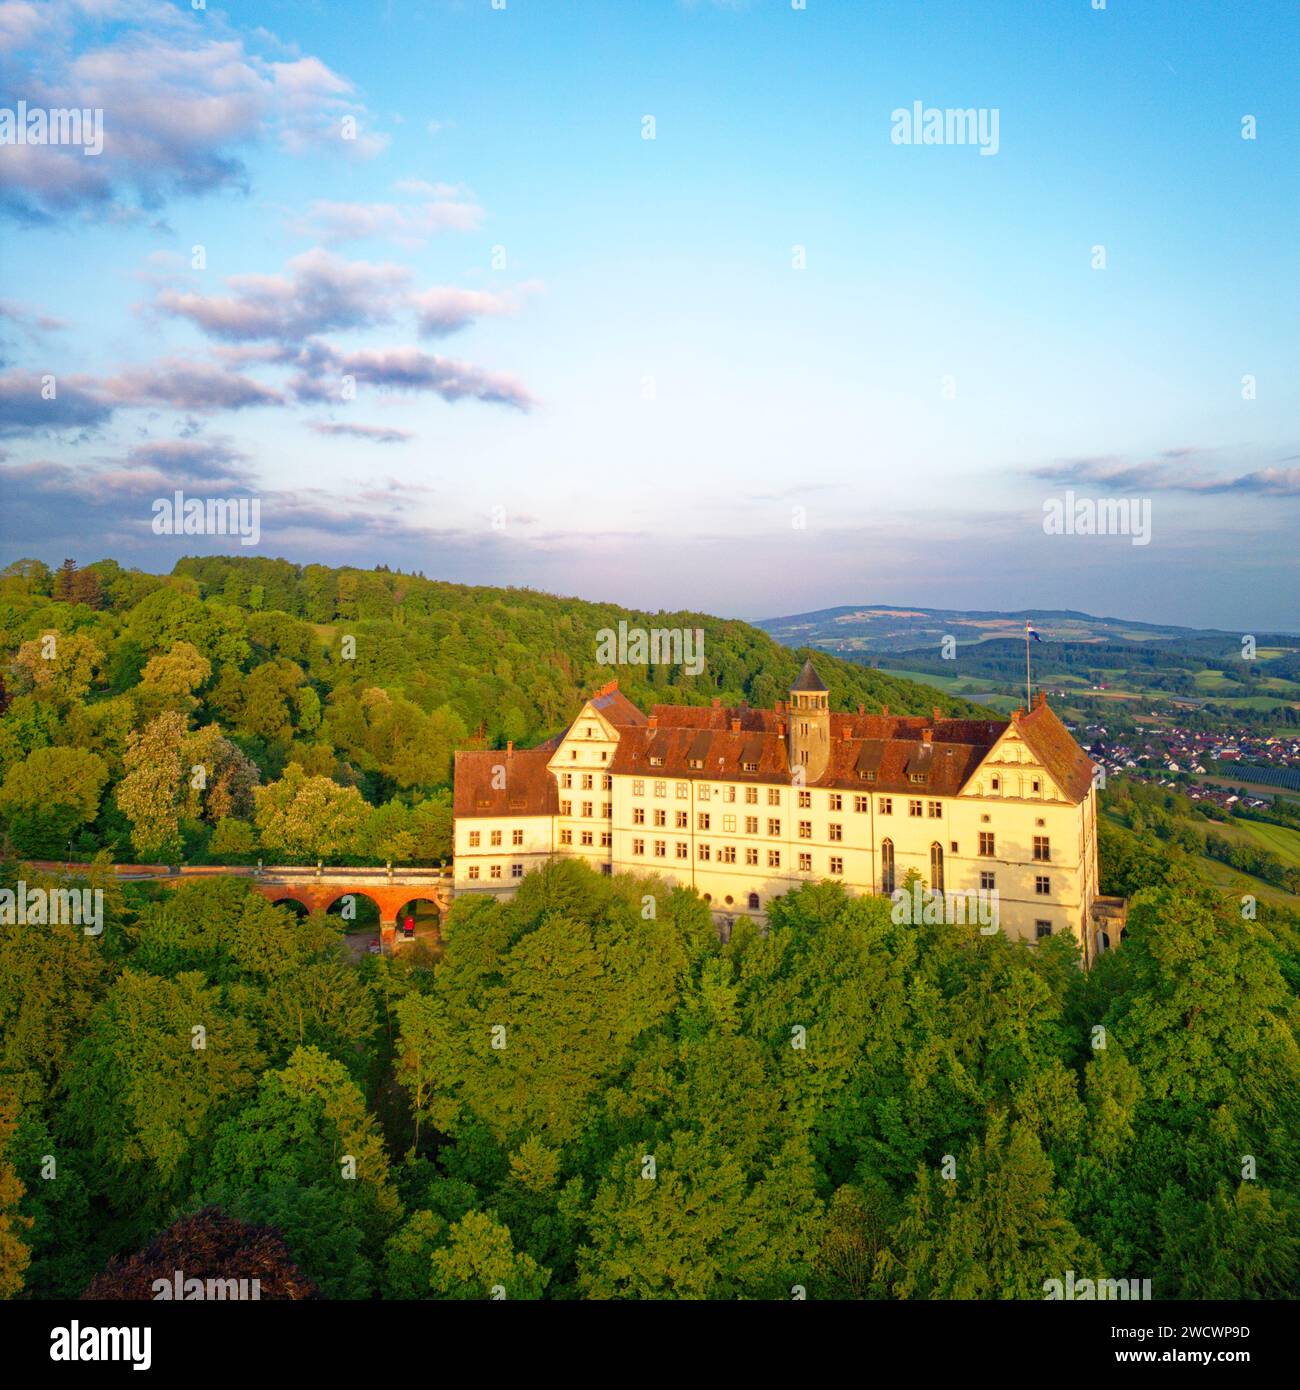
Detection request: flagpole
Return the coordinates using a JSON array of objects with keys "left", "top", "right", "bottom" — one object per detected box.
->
[{"left": 1025, "top": 620, "right": 1032, "bottom": 710}]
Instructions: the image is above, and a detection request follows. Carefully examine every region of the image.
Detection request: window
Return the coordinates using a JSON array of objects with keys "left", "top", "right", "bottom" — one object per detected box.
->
[
  {"left": 600, "top": 831, "right": 612, "bottom": 848},
  {"left": 748, "top": 892, "right": 760, "bottom": 910},
  {"left": 602, "top": 802, "right": 611, "bottom": 818},
  {"left": 880, "top": 839, "right": 895, "bottom": 895},
  {"left": 721, "top": 786, "right": 735, "bottom": 803},
  {"left": 560, "top": 829, "right": 573, "bottom": 846},
  {"left": 799, "top": 820, "right": 812, "bottom": 839},
  {"left": 1032, "top": 779, "right": 1041, "bottom": 794},
  {"left": 909, "top": 773, "right": 926, "bottom": 785},
  {"left": 858, "top": 769, "right": 876, "bottom": 782},
  {"left": 561, "top": 773, "right": 573, "bottom": 789},
  {"left": 1033, "top": 836, "right": 1051, "bottom": 862},
  {"left": 768, "top": 850, "right": 781, "bottom": 868},
  {"left": 511, "top": 863, "right": 523, "bottom": 879},
  {"left": 742, "top": 760, "right": 758, "bottom": 773},
  {"left": 745, "top": 816, "right": 758, "bottom": 834},
  {"left": 688, "top": 758, "right": 704, "bottom": 770},
  {"left": 677, "top": 782, "right": 689, "bottom": 799},
  {"left": 950, "top": 840, "right": 958, "bottom": 853},
  {"left": 1035, "top": 920, "right": 1052, "bottom": 940},
  {"left": 512, "top": 829, "right": 523, "bottom": 846},
  {"left": 653, "top": 809, "right": 666, "bottom": 827},
  {"left": 654, "top": 840, "right": 667, "bottom": 858},
  {"left": 560, "top": 800, "right": 572, "bottom": 816},
  {"left": 720, "top": 845, "right": 736, "bottom": 863},
  {"left": 854, "top": 795, "right": 869, "bottom": 813},
  {"left": 768, "top": 788, "right": 781, "bottom": 806},
  {"left": 829, "top": 793, "right": 842, "bottom": 811},
  {"left": 979, "top": 832, "right": 996, "bottom": 857},
  {"left": 830, "top": 856, "right": 843, "bottom": 876},
  {"left": 582, "top": 802, "right": 593, "bottom": 817},
  {"left": 909, "top": 800, "right": 923, "bottom": 818},
  {"left": 601, "top": 863, "right": 612, "bottom": 874},
  {"left": 490, "top": 829, "right": 502, "bottom": 846},
  {"left": 1035, "top": 875, "right": 1051, "bottom": 895},
  {"left": 633, "top": 779, "right": 644, "bottom": 796},
  {"left": 745, "top": 847, "right": 759, "bottom": 865},
  {"left": 698, "top": 843, "right": 711, "bottom": 861},
  {"left": 927, "top": 800, "right": 942, "bottom": 818},
  {"left": 600, "top": 751, "right": 608, "bottom": 762},
  {"left": 722, "top": 814, "right": 736, "bottom": 832},
  {"left": 745, "top": 786, "right": 758, "bottom": 804},
  {"left": 676, "top": 811, "right": 688, "bottom": 829},
  {"left": 676, "top": 842, "right": 689, "bottom": 859},
  {"left": 799, "top": 790, "right": 811, "bottom": 808},
  {"left": 654, "top": 780, "right": 666, "bottom": 797},
  {"left": 468, "top": 830, "right": 481, "bottom": 847},
  {"left": 649, "top": 755, "right": 663, "bottom": 767},
  {"left": 879, "top": 797, "right": 893, "bottom": 816},
  {"left": 930, "top": 842, "right": 944, "bottom": 893},
  {"left": 581, "top": 773, "right": 593, "bottom": 790},
  {"left": 580, "top": 831, "right": 593, "bottom": 847},
  {"left": 602, "top": 775, "right": 612, "bottom": 790},
  {"left": 468, "top": 865, "right": 480, "bottom": 880},
  {"left": 799, "top": 853, "right": 812, "bottom": 872},
  {"left": 767, "top": 818, "right": 781, "bottom": 837},
  {"left": 698, "top": 812, "right": 711, "bottom": 831},
  {"left": 991, "top": 776, "right": 1000, "bottom": 792},
  {"left": 633, "top": 807, "right": 646, "bottom": 825},
  {"left": 698, "top": 785, "right": 711, "bottom": 801},
  {"left": 570, "top": 751, "right": 577, "bottom": 760},
  {"left": 490, "top": 864, "right": 502, "bottom": 880},
  {"left": 828, "top": 823, "right": 842, "bottom": 842},
  {"left": 980, "top": 871, "right": 995, "bottom": 892},
  {"left": 632, "top": 838, "right": 645, "bottom": 856}
]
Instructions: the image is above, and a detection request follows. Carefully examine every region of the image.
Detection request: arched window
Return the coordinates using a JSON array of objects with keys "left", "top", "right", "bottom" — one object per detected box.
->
[
  {"left": 880, "top": 838, "right": 895, "bottom": 895},
  {"left": 747, "top": 892, "right": 760, "bottom": 910},
  {"left": 930, "top": 842, "right": 944, "bottom": 893}
]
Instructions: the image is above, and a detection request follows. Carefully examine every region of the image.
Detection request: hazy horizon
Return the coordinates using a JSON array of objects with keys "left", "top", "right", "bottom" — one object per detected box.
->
[{"left": 2, "top": 0, "right": 1296, "bottom": 629}]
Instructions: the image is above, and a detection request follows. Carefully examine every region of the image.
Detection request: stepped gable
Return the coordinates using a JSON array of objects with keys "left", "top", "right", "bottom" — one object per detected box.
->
[
  {"left": 454, "top": 737, "right": 561, "bottom": 818},
  {"left": 1016, "top": 693, "right": 1095, "bottom": 803}
]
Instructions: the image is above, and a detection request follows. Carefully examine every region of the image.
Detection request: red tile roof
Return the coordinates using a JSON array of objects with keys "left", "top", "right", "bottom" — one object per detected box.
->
[
  {"left": 1016, "top": 699, "right": 1096, "bottom": 803},
  {"left": 453, "top": 741, "right": 561, "bottom": 819},
  {"left": 453, "top": 682, "right": 1093, "bottom": 816}
]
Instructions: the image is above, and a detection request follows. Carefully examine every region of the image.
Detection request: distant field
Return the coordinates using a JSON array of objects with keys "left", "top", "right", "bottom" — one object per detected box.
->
[
  {"left": 1224, "top": 818, "right": 1300, "bottom": 869},
  {"left": 1192, "top": 854, "right": 1299, "bottom": 908}
]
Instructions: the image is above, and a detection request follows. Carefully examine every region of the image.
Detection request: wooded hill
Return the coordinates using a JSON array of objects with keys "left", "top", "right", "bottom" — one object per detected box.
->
[{"left": 0, "top": 556, "right": 985, "bottom": 866}]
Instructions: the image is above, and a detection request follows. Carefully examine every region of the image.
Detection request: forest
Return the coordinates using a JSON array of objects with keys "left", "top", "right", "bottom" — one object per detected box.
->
[
  {"left": 0, "top": 555, "right": 981, "bottom": 868},
  {"left": 0, "top": 557, "right": 1297, "bottom": 1300}
]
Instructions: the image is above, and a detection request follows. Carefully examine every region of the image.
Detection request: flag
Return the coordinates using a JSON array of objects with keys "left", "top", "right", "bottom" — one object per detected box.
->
[{"left": 1026, "top": 622, "right": 1043, "bottom": 643}]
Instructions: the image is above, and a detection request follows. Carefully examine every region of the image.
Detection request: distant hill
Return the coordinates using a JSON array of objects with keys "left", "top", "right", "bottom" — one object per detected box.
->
[{"left": 753, "top": 604, "right": 1260, "bottom": 655}]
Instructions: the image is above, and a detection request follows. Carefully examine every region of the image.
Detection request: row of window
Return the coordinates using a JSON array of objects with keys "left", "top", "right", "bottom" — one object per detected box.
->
[
  {"left": 628, "top": 839, "right": 827, "bottom": 872},
  {"left": 559, "top": 801, "right": 612, "bottom": 818},
  {"left": 466, "top": 823, "right": 1052, "bottom": 864},
  {"left": 465, "top": 863, "right": 526, "bottom": 881},
  {"left": 560, "top": 773, "right": 612, "bottom": 790},
  {"left": 467, "top": 828, "right": 526, "bottom": 848}
]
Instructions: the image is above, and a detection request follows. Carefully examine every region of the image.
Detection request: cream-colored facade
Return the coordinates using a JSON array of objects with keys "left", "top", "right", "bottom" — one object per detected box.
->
[{"left": 452, "top": 666, "right": 1105, "bottom": 960}]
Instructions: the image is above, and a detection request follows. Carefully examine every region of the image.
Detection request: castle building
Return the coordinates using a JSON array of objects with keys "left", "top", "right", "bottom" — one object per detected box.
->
[{"left": 452, "top": 661, "right": 1106, "bottom": 960}]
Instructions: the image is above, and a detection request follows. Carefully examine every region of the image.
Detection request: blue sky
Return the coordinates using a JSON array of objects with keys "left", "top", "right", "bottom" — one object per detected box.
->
[{"left": 0, "top": 0, "right": 1296, "bottom": 629}]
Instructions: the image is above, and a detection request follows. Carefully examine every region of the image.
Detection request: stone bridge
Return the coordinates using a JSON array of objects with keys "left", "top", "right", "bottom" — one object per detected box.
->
[{"left": 28, "top": 861, "right": 455, "bottom": 952}]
